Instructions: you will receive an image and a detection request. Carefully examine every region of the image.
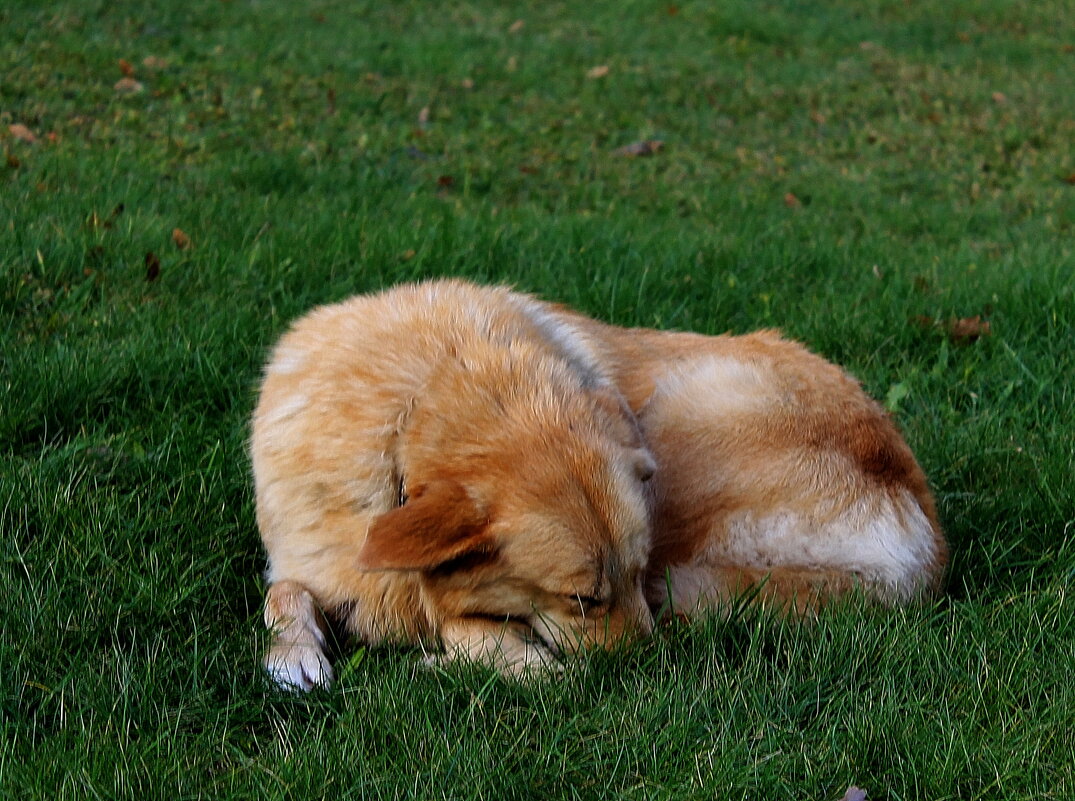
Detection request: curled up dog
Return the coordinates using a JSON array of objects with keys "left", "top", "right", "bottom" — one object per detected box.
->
[{"left": 251, "top": 279, "right": 948, "bottom": 690}]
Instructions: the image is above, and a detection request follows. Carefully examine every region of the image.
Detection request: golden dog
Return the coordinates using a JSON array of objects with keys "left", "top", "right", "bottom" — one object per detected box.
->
[
  {"left": 252, "top": 280, "right": 947, "bottom": 689},
  {"left": 251, "top": 280, "right": 656, "bottom": 690}
]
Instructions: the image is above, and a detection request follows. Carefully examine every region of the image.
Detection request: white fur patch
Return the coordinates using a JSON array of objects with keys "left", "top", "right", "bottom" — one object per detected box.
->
[
  {"left": 709, "top": 489, "right": 938, "bottom": 601},
  {"left": 260, "top": 393, "right": 309, "bottom": 426},
  {"left": 268, "top": 345, "right": 307, "bottom": 375},
  {"left": 648, "top": 356, "right": 777, "bottom": 420}
]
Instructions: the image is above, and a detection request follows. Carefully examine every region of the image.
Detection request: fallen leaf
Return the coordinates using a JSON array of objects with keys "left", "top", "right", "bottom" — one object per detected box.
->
[
  {"left": 114, "top": 77, "right": 144, "bottom": 94},
  {"left": 840, "top": 787, "right": 867, "bottom": 801},
  {"left": 9, "top": 123, "right": 37, "bottom": 143},
  {"left": 118, "top": 58, "right": 135, "bottom": 77},
  {"left": 1062, "top": 173, "right": 1075, "bottom": 185},
  {"left": 145, "top": 251, "right": 161, "bottom": 282},
  {"left": 991, "top": 91, "right": 1007, "bottom": 104},
  {"left": 613, "top": 139, "right": 664, "bottom": 157},
  {"left": 172, "top": 228, "right": 191, "bottom": 250},
  {"left": 784, "top": 192, "right": 801, "bottom": 207},
  {"left": 509, "top": 19, "right": 525, "bottom": 33},
  {"left": 810, "top": 109, "right": 827, "bottom": 124},
  {"left": 912, "top": 314, "right": 992, "bottom": 342},
  {"left": 946, "top": 315, "right": 991, "bottom": 342},
  {"left": 46, "top": 131, "right": 60, "bottom": 143},
  {"left": 587, "top": 64, "right": 610, "bottom": 79}
]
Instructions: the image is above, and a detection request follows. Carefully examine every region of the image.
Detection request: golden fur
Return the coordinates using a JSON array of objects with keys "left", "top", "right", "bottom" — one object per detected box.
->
[
  {"left": 251, "top": 280, "right": 655, "bottom": 690},
  {"left": 550, "top": 310, "right": 949, "bottom": 615},
  {"left": 252, "top": 279, "right": 948, "bottom": 689}
]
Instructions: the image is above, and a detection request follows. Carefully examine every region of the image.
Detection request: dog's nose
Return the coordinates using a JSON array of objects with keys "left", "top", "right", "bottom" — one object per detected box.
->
[{"left": 596, "top": 602, "right": 653, "bottom": 646}]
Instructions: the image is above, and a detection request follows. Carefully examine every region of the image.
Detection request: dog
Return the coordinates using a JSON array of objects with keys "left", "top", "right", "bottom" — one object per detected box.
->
[
  {"left": 251, "top": 280, "right": 656, "bottom": 690},
  {"left": 550, "top": 311, "right": 949, "bottom": 615}
]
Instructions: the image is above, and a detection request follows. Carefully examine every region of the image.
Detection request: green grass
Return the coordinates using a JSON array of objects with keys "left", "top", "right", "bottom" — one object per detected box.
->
[{"left": 2, "top": 0, "right": 1073, "bottom": 798}]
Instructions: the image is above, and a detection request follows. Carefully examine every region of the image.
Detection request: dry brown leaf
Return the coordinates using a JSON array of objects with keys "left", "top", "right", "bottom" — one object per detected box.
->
[
  {"left": 9, "top": 123, "right": 37, "bottom": 143},
  {"left": 509, "top": 19, "right": 525, "bottom": 33},
  {"left": 172, "top": 228, "right": 191, "bottom": 250},
  {"left": 784, "top": 192, "right": 801, "bottom": 207},
  {"left": 145, "top": 251, "right": 161, "bottom": 282},
  {"left": 119, "top": 58, "right": 135, "bottom": 77},
  {"left": 946, "top": 315, "right": 991, "bottom": 342},
  {"left": 1062, "top": 173, "right": 1075, "bottom": 185},
  {"left": 991, "top": 91, "right": 1007, "bottom": 104},
  {"left": 613, "top": 139, "right": 664, "bottom": 157},
  {"left": 114, "top": 77, "right": 144, "bottom": 94},
  {"left": 586, "top": 64, "right": 610, "bottom": 79}
]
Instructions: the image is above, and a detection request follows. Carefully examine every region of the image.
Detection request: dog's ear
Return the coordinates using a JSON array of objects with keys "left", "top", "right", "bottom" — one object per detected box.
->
[{"left": 358, "top": 480, "right": 493, "bottom": 571}]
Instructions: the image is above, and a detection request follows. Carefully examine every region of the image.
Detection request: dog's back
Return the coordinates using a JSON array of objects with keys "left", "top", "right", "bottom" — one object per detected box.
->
[{"left": 551, "top": 313, "right": 948, "bottom": 613}]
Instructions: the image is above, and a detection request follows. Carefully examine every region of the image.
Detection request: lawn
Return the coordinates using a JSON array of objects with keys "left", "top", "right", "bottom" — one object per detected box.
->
[{"left": 2, "top": 0, "right": 1073, "bottom": 798}]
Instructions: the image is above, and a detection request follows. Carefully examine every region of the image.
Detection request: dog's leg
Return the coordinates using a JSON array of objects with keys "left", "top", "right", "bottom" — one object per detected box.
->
[
  {"left": 263, "top": 580, "right": 334, "bottom": 691},
  {"left": 437, "top": 618, "right": 560, "bottom": 676}
]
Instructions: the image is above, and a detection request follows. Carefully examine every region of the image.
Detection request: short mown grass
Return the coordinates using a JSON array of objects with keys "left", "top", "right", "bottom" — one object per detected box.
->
[{"left": 2, "top": 1, "right": 1073, "bottom": 798}]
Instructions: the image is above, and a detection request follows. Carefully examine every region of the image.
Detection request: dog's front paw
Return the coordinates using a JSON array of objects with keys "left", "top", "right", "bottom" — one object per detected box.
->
[{"left": 265, "top": 639, "right": 334, "bottom": 692}]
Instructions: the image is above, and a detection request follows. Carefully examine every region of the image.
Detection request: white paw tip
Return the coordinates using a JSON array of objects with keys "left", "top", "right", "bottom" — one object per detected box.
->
[{"left": 266, "top": 645, "right": 334, "bottom": 692}]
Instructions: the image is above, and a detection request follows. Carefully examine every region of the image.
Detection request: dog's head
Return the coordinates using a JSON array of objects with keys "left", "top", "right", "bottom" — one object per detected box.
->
[{"left": 358, "top": 378, "right": 656, "bottom": 662}]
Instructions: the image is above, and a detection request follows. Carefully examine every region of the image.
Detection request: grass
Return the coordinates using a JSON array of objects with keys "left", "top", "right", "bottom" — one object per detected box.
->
[{"left": 2, "top": 0, "right": 1073, "bottom": 798}]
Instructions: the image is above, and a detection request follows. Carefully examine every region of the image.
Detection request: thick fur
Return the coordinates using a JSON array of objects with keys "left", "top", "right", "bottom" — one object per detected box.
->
[
  {"left": 551, "top": 311, "right": 949, "bottom": 615},
  {"left": 251, "top": 281, "right": 655, "bottom": 690}
]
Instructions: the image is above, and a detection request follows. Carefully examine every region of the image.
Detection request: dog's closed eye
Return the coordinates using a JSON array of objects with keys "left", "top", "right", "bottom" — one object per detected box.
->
[{"left": 568, "top": 594, "right": 607, "bottom": 614}]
